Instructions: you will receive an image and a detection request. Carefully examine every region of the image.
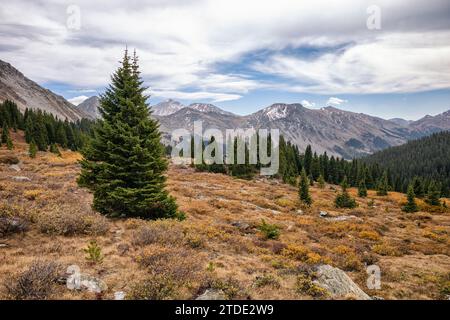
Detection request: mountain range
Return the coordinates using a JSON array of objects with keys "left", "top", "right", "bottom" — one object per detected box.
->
[
  {"left": 1, "top": 59, "right": 449, "bottom": 158},
  {"left": 150, "top": 100, "right": 450, "bottom": 158}
]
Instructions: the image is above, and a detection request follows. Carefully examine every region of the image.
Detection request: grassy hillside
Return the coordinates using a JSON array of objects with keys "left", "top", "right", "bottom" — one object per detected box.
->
[{"left": 0, "top": 132, "right": 449, "bottom": 300}]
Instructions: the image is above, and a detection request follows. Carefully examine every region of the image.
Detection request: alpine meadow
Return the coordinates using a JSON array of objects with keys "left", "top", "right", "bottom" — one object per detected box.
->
[{"left": 0, "top": 0, "right": 450, "bottom": 312}]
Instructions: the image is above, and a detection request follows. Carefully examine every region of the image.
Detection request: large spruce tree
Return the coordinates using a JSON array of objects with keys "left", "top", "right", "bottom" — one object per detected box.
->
[{"left": 78, "top": 50, "right": 177, "bottom": 219}]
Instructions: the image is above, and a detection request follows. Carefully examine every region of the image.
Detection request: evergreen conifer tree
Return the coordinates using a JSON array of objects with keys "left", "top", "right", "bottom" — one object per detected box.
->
[
  {"left": 358, "top": 178, "right": 368, "bottom": 197},
  {"left": 50, "top": 143, "right": 61, "bottom": 156},
  {"left": 376, "top": 171, "right": 389, "bottom": 196},
  {"left": 303, "top": 145, "right": 312, "bottom": 176},
  {"left": 318, "top": 174, "right": 325, "bottom": 189},
  {"left": 78, "top": 50, "right": 177, "bottom": 219},
  {"left": 402, "top": 184, "right": 419, "bottom": 213},
  {"left": 1, "top": 122, "right": 9, "bottom": 144},
  {"left": 29, "top": 140, "right": 37, "bottom": 158},
  {"left": 425, "top": 181, "right": 441, "bottom": 206},
  {"left": 299, "top": 168, "right": 312, "bottom": 206},
  {"left": 335, "top": 176, "right": 357, "bottom": 208},
  {"left": 6, "top": 137, "right": 13, "bottom": 150},
  {"left": 56, "top": 124, "right": 69, "bottom": 148}
]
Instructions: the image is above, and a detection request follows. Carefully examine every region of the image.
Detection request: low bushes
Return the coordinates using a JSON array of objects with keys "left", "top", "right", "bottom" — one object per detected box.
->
[
  {"left": 36, "top": 204, "right": 109, "bottom": 236},
  {"left": 5, "top": 260, "right": 62, "bottom": 300},
  {"left": 0, "top": 203, "right": 29, "bottom": 237},
  {"left": 132, "top": 221, "right": 185, "bottom": 246},
  {"left": 257, "top": 219, "right": 280, "bottom": 240},
  {"left": 127, "top": 275, "right": 176, "bottom": 300}
]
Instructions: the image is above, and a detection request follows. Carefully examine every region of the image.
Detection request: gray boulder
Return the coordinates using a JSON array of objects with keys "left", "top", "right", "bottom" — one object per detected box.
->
[
  {"left": 314, "top": 265, "right": 371, "bottom": 300},
  {"left": 9, "top": 164, "right": 21, "bottom": 172},
  {"left": 196, "top": 289, "right": 226, "bottom": 300},
  {"left": 319, "top": 211, "right": 328, "bottom": 217},
  {"left": 12, "top": 176, "right": 31, "bottom": 182}
]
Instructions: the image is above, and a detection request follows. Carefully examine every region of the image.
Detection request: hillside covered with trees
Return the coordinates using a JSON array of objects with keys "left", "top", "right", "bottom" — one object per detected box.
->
[
  {"left": 363, "top": 131, "right": 450, "bottom": 197},
  {"left": 0, "top": 99, "right": 94, "bottom": 152}
]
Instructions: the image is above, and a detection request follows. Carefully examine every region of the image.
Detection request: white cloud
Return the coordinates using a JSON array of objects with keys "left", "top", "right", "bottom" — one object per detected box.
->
[
  {"left": 326, "top": 97, "right": 348, "bottom": 106},
  {"left": 252, "top": 32, "right": 450, "bottom": 94},
  {"left": 0, "top": 0, "right": 449, "bottom": 100},
  {"left": 148, "top": 89, "right": 241, "bottom": 103},
  {"left": 301, "top": 100, "right": 316, "bottom": 108},
  {"left": 68, "top": 95, "right": 89, "bottom": 105},
  {"left": 67, "top": 89, "right": 97, "bottom": 94}
]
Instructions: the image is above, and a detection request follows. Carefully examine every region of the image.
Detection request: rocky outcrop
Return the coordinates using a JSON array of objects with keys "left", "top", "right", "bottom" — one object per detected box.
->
[
  {"left": 314, "top": 265, "right": 371, "bottom": 300},
  {"left": 195, "top": 289, "right": 227, "bottom": 300}
]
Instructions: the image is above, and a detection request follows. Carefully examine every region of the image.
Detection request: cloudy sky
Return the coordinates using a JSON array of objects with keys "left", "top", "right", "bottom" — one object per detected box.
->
[{"left": 1, "top": 0, "right": 450, "bottom": 119}]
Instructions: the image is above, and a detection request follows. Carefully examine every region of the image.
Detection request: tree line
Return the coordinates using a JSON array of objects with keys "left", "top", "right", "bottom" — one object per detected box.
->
[
  {"left": 0, "top": 99, "right": 94, "bottom": 153},
  {"left": 186, "top": 132, "right": 448, "bottom": 200}
]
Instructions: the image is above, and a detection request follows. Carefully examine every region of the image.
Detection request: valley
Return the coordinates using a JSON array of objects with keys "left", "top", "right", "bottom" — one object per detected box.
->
[{"left": 1, "top": 132, "right": 449, "bottom": 300}]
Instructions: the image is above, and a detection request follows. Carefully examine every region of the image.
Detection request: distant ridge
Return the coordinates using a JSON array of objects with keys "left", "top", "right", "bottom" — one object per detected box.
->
[{"left": 0, "top": 59, "right": 91, "bottom": 121}]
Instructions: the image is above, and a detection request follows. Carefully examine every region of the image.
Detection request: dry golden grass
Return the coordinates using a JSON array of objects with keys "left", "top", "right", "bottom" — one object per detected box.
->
[{"left": 0, "top": 139, "right": 449, "bottom": 300}]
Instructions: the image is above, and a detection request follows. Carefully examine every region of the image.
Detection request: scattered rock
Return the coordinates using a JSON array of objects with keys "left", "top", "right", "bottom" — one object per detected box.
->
[
  {"left": 296, "top": 209, "right": 304, "bottom": 215},
  {"left": 196, "top": 289, "right": 227, "bottom": 300},
  {"left": 114, "top": 291, "right": 126, "bottom": 300},
  {"left": 117, "top": 243, "right": 130, "bottom": 255},
  {"left": 231, "top": 221, "right": 251, "bottom": 231},
  {"left": 319, "top": 211, "right": 328, "bottom": 217},
  {"left": 9, "top": 164, "right": 21, "bottom": 172},
  {"left": 12, "top": 176, "right": 31, "bottom": 182},
  {"left": 313, "top": 265, "right": 371, "bottom": 300},
  {"left": 66, "top": 269, "right": 108, "bottom": 294},
  {"left": 0, "top": 243, "right": 8, "bottom": 248},
  {"left": 326, "top": 215, "right": 361, "bottom": 222}
]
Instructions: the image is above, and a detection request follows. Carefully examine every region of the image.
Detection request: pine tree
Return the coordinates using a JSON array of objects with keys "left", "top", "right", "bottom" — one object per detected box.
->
[
  {"left": 299, "top": 168, "right": 312, "bottom": 206},
  {"left": 78, "top": 50, "right": 177, "bottom": 219},
  {"left": 1, "top": 122, "right": 9, "bottom": 144},
  {"left": 425, "top": 181, "right": 441, "bottom": 206},
  {"left": 303, "top": 145, "right": 312, "bottom": 176},
  {"left": 34, "top": 115, "right": 49, "bottom": 151},
  {"left": 318, "top": 174, "right": 325, "bottom": 189},
  {"left": 29, "top": 140, "right": 37, "bottom": 158},
  {"left": 6, "top": 137, "right": 13, "bottom": 150},
  {"left": 376, "top": 171, "right": 389, "bottom": 196},
  {"left": 50, "top": 143, "right": 61, "bottom": 156},
  {"left": 411, "top": 177, "right": 424, "bottom": 198},
  {"left": 24, "top": 116, "right": 34, "bottom": 143},
  {"left": 402, "top": 184, "right": 419, "bottom": 213},
  {"left": 65, "top": 120, "right": 76, "bottom": 150},
  {"left": 56, "top": 124, "right": 68, "bottom": 149},
  {"left": 335, "top": 176, "right": 357, "bottom": 208},
  {"left": 358, "top": 179, "right": 367, "bottom": 197}
]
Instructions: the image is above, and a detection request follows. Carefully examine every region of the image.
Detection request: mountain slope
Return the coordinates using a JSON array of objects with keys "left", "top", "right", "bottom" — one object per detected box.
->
[
  {"left": 409, "top": 110, "right": 450, "bottom": 137},
  {"left": 76, "top": 96, "right": 101, "bottom": 119},
  {"left": 363, "top": 131, "right": 450, "bottom": 196},
  {"left": 245, "top": 104, "right": 411, "bottom": 158},
  {"left": 0, "top": 60, "right": 90, "bottom": 121},
  {"left": 187, "top": 103, "right": 235, "bottom": 116},
  {"left": 151, "top": 99, "right": 185, "bottom": 116}
]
